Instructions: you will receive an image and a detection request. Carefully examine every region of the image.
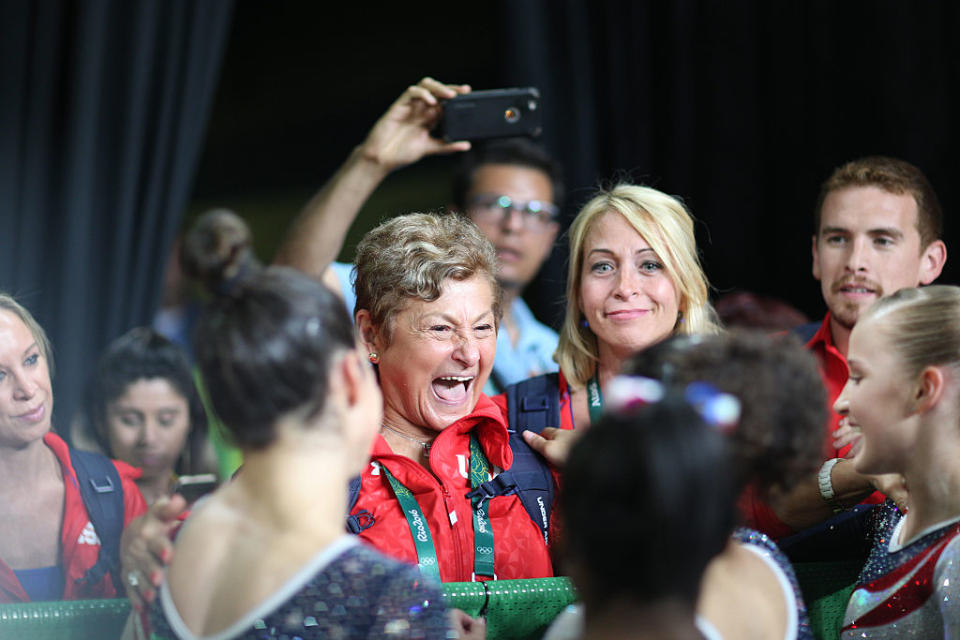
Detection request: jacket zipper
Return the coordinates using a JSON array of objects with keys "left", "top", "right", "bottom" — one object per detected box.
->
[
  {"left": 387, "top": 451, "right": 470, "bottom": 583},
  {"left": 438, "top": 480, "right": 470, "bottom": 582}
]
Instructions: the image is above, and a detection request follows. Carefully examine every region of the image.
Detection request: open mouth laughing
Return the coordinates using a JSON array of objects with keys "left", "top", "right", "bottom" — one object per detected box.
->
[{"left": 432, "top": 375, "right": 475, "bottom": 404}]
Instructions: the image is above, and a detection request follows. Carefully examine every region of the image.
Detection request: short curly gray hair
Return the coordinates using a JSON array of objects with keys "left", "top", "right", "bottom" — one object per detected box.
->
[{"left": 354, "top": 213, "right": 501, "bottom": 344}]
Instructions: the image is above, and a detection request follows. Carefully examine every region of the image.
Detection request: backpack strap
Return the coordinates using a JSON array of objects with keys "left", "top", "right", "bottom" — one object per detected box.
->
[
  {"left": 465, "top": 372, "right": 561, "bottom": 544},
  {"left": 69, "top": 448, "right": 125, "bottom": 591},
  {"left": 465, "top": 427, "right": 556, "bottom": 544},
  {"left": 506, "top": 372, "right": 561, "bottom": 436},
  {"left": 791, "top": 321, "right": 822, "bottom": 345},
  {"left": 345, "top": 474, "right": 374, "bottom": 534}
]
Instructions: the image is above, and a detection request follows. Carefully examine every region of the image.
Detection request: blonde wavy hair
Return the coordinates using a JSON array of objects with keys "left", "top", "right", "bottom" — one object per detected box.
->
[
  {"left": 353, "top": 212, "right": 501, "bottom": 344},
  {"left": 556, "top": 184, "right": 720, "bottom": 388},
  {"left": 0, "top": 293, "right": 54, "bottom": 378}
]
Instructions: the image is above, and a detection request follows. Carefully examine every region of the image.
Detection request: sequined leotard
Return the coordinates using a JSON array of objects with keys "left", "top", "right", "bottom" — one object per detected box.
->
[
  {"left": 842, "top": 500, "right": 960, "bottom": 638},
  {"left": 151, "top": 536, "right": 449, "bottom": 639}
]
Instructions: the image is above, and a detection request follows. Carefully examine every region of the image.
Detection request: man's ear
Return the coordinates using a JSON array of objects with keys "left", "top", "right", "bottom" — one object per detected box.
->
[
  {"left": 355, "top": 309, "right": 382, "bottom": 355},
  {"left": 914, "top": 365, "right": 946, "bottom": 415},
  {"left": 811, "top": 234, "right": 822, "bottom": 281},
  {"left": 918, "top": 239, "right": 947, "bottom": 285}
]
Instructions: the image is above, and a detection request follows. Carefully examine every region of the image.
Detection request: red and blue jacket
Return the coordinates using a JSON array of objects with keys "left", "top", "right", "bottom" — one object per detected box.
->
[
  {"left": 0, "top": 432, "right": 147, "bottom": 602},
  {"left": 352, "top": 394, "right": 554, "bottom": 582}
]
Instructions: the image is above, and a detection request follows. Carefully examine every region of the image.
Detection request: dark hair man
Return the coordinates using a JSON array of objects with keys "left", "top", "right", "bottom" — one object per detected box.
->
[{"left": 757, "top": 156, "right": 947, "bottom": 539}]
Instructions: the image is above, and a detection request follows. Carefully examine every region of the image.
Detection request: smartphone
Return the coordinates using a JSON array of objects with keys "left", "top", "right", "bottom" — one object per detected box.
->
[
  {"left": 173, "top": 473, "right": 219, "bottom": 503},
  {"left": 434, "top": 87, "right": 542, "bottom": 142}
]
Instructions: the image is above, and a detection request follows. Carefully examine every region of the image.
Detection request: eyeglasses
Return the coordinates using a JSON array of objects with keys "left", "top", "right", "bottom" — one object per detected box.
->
[{"left": 467, "top": 194, "right": 559, "bottom": 231}]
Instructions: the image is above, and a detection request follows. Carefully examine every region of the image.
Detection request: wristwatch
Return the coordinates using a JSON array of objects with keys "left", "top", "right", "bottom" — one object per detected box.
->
[{"left": 817, "top": 458, "right": 845, "bottom": 514}]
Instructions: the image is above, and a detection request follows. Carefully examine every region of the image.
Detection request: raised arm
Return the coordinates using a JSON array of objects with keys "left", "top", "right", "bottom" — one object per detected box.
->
[{"left": 273, "top": 77, "right": 471, "bottom": 277}]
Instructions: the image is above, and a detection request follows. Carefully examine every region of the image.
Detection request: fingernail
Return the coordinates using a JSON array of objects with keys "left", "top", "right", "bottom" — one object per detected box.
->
[
  {"left": 132, "top": 601, "right": 142, "bottom": 614},
  {"left": 150, "top": 570, "right": 163, "bottom": 585},
  {"left": 144, "top": 588, "right": 155, "bottom": 602}
]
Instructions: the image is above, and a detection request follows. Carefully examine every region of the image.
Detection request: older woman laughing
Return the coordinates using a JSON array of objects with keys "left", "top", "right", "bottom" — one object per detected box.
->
[{"left": 349, "top": 212, "right": 553, "bottom": 583}]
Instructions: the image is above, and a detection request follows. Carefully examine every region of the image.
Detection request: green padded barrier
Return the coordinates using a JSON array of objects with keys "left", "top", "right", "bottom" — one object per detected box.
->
[
  {"left": 0, "top": 578, "right": 576, "bottom": 640},
  {"left": 794, "top": 560, "right": 862, "bottom": 640},
  {"left": 0, "top": 566, "right": 865, "bottom": 640},
  {"left": 440, "top": 580, "right": 489, "bottom": 618},
  {"left": 807, "top": 584, "right": 856, "bottom": 640},
  {"left": 0, "top": 598, "right": 130, "bottom": 640},
  {"left": 466, "top": 577, "right": 577, "bottom": 640}
]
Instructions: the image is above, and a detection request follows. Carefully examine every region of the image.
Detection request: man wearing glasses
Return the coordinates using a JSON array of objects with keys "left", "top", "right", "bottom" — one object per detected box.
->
[
  {"left": 276, "top": 78, "right": 563, "bottom": 394},
  {"left": 450, "top": 139, "right": 562, "bottom": 394}
]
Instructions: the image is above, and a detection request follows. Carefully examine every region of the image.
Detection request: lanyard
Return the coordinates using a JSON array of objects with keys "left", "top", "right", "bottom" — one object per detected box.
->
[
  {"left": 468, "top": 434, "right": 495, "bottom": 579},
  {"left": 380, "top": 432, "right": 496, "bottom": 582},
  {"left": 380, "top": 464, "right": 442, "bottom": 583},
  {"left": 586, "top": 373, "right": 604, "bottom": 425}
]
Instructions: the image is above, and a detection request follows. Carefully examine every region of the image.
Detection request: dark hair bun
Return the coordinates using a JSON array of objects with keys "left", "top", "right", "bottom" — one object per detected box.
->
[{"left": 180, "top": 209, "right": 260, "bottom": 296}]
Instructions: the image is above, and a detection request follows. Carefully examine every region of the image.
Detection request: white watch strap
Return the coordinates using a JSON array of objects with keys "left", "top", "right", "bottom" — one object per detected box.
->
[{"left": 818, "top": 457, "right": 844, "bottom": 513}]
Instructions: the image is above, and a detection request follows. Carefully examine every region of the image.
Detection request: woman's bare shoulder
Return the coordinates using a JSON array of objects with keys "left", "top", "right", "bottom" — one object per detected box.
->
[
  {"left": 697, "top": 541, "right": 788, "bottom": 640},
  {"left": 164, "top": 493, "right": 259, "bottom": 633}
]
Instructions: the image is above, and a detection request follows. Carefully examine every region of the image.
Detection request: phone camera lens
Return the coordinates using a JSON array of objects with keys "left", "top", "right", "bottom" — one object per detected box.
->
[{"left": 504, "top": 107, "right": 521, "bottom": 124}]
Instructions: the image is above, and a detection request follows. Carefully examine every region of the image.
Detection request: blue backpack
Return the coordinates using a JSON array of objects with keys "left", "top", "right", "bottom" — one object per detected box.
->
[
  {"left": 69, "top": 448, "right": 126, "bottom": 591},
  {"left": 346, "top": 373, "right": 560, "bottom": 544}
]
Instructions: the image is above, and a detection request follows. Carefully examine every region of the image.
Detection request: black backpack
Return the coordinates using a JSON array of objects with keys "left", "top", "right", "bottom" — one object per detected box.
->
[
  {"left": 346, "top": 373, "right": 560, "bottom": 544},
  {"left": 69, "top": 447, "right": 126, "bottom": 591}
]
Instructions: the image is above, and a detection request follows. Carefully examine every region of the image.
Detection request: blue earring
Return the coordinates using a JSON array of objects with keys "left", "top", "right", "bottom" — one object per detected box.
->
[{"left": 581, "top": 318, "right": 590, "bottom": 328}]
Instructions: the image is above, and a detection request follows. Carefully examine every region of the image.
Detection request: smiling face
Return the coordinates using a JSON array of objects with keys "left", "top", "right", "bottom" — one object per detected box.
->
[
  {"left": 370, "top": 275, "right": 497, "bottom": 435},
  {"left": 835, "top": 315, "right": 918, "bottom": 476},
  {"left": 579, "top": 211, "right": 681, "bottom": 361},
  {"left": 104, "top": 378, "right": 191, "bottom": 481},
  {"left": 813, "top": 186, "right": 945, "bottom": 334},
  {"left": 0, "top": 309, "right": 53, "bottom": 448}
]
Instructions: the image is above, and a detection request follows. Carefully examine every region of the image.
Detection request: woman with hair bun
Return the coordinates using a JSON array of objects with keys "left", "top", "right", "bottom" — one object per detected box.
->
[
  {"left": 834, "top": 285, "right": 960, "bottom": 637},
  {"left": 561, "top": 394, "right": 736, "bottom": 640},
  {"left": 145, "top": 210, "right": 453, "bottom": 639},
  {"left": 123, "top": 209, "right": 537, "bottom": 638},
  {"left": 625, "top": 331, "right": 821, "bottom": 640}
]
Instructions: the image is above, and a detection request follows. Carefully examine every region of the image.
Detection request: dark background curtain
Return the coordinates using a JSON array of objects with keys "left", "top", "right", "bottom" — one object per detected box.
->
[
  {"left": 503, "top": 1, "right": 960, "bottom": 328},
  {"left": 0, "top": 0, "right": 233, "bottom": 434}
]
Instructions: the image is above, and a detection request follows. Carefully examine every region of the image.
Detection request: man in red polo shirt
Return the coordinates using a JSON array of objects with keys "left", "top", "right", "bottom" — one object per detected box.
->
[{"left": 747, "top": 157, "right": 947, "bottom": 538}]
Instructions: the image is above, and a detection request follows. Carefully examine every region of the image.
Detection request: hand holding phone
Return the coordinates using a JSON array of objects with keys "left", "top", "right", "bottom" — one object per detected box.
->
[{"left": 434, "top": 87, "right": 542, "bottom": 142}]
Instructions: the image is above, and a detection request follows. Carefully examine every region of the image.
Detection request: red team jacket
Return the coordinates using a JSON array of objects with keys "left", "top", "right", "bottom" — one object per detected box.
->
[
  {"left": 352, "top": 394, "right": 554, "bottom": 582},
  {"left": 0, "top": 432, "right": 147, "bottom": 602}
]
